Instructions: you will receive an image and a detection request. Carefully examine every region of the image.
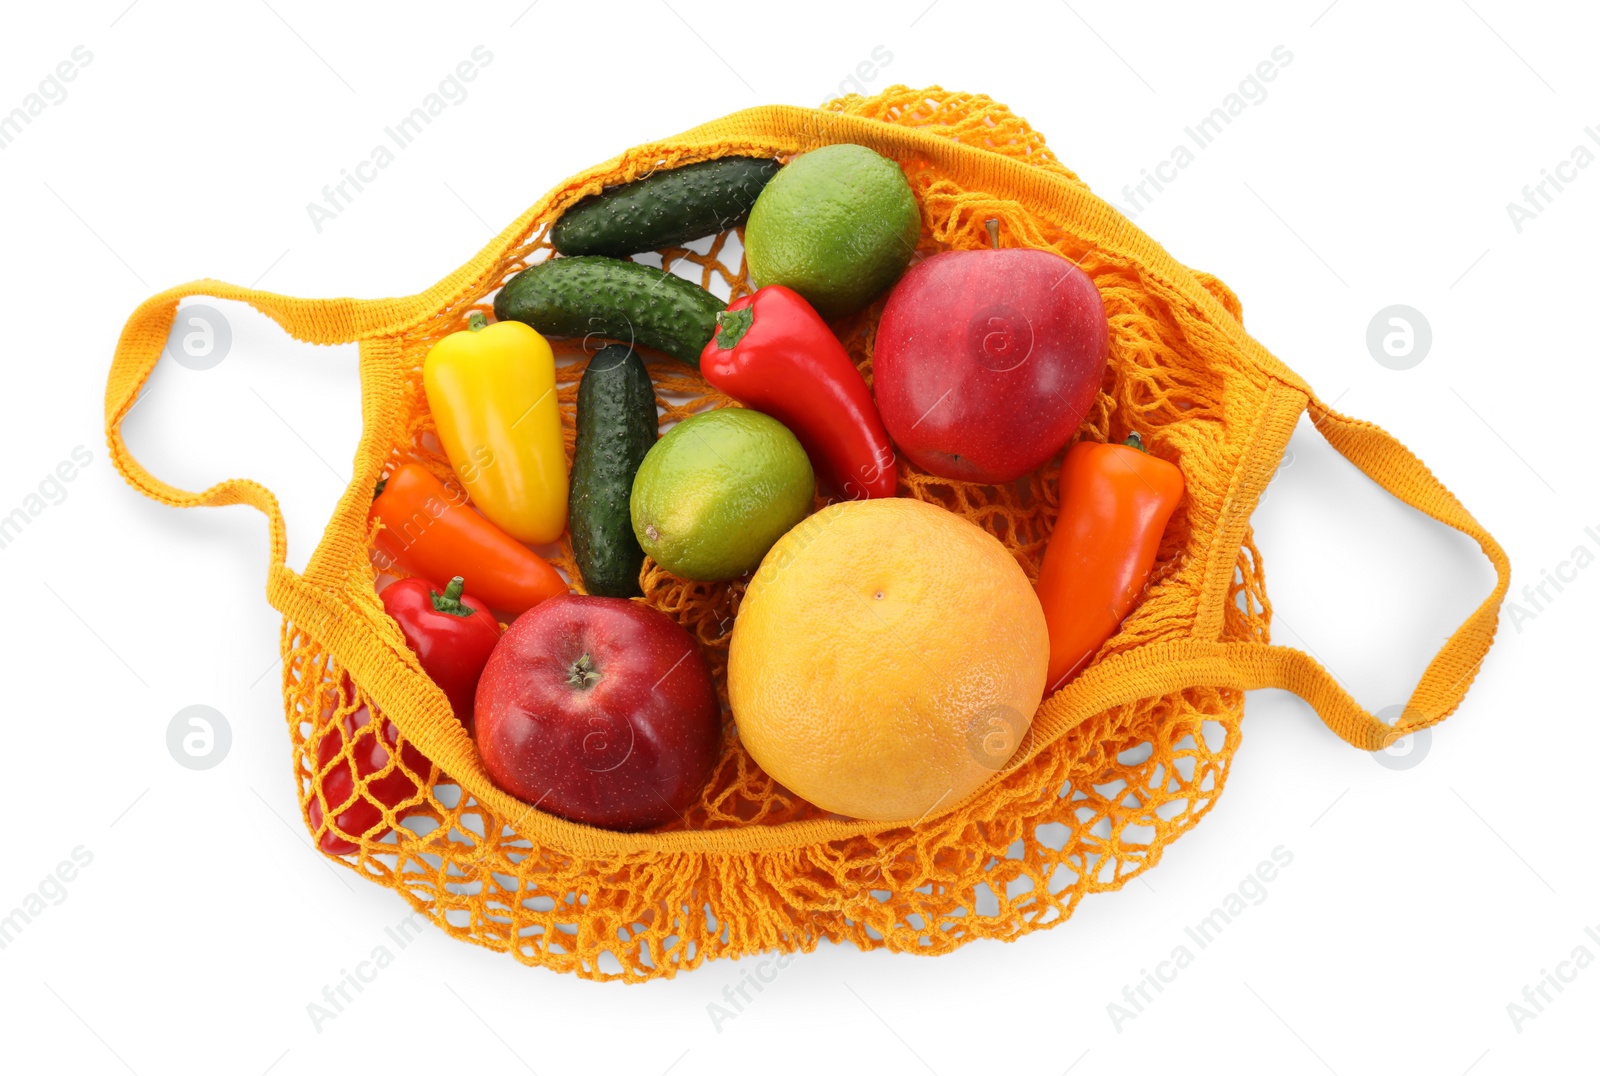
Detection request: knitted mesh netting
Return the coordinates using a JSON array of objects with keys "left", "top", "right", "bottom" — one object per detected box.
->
[{"left": 279, "top": 87, "right": 1276, "bottom": 981}]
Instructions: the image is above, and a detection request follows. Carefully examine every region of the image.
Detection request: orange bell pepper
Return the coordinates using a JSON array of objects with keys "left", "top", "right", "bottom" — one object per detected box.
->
[
  {"left": 371, "top": 463, "right": 568, "bottom": 616},
  {"left": 1036, "top": 433, "right": 1184, "bottom": 692}
]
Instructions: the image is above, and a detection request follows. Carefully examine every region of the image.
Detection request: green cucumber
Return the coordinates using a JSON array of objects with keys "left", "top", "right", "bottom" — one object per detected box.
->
[
  {"left": 570, "top": 344, "right": 658, "bottom": 598},
  {"left": 493, "top": 256, "right": 723, "bottom": 367},
  {"left": 552, "top": 156, "right": 781, "bottom": 257}
]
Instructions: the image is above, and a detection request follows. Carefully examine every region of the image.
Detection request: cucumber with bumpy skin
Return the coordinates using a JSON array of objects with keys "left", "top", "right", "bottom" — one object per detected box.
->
[
  {"left": 552, "top": 157, "right": 781, "bottom": 258},
  {"left": 493, "top": 256, "right": 723, "bottom": 367},
  {"left": 571, "top": 345, "right": 657, "bottom": 598}
]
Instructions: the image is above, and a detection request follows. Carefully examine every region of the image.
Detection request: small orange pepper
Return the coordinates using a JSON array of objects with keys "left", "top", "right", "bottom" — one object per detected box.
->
[
  {"left": 1036, "top": 433, "right": 1184, "bottom": 692},
  {"left": 371, "top": 463, "right": 568, "bottom": 616}
]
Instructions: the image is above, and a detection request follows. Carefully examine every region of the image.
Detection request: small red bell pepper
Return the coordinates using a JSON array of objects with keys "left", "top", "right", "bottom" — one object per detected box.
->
[
  {"left": 380, "top": 575, "right": 501, "bottom": 735},
  {"left": 699, "top": 285, "right": 896, "bottom": 500},
  {"left": 307, "top": 701, "right": 432, "bottom": 856},
  {"left": 1035, "top": 433, "right": 1185, "bottom": 692}
]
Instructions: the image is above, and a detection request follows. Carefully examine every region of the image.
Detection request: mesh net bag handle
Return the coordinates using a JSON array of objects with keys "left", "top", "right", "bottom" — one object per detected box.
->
[
  {"left": 103, "top": 281, "right": 504, "bottom": 790},
  {"left": 104, "top": 283, "right": 402, "bottom": 579},
  {"left": 1064, "top": 390, "right": 1513, "bottom": 751},
  {"left": 1206, "top": 394, "right": 1511, "bottom": 748},
  {"left": 101, "top": 89, "right": 1510, "bottom": 978}
]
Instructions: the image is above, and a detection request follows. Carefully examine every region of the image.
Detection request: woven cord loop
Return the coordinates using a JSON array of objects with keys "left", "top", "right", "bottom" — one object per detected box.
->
[{"left": 1232, "top": 394, "right": 1511, "bottom": 749}]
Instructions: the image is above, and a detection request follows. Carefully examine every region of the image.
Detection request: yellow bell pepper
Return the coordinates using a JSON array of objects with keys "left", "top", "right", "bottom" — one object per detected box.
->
[{"left": 423, "top": 313, "right": 567, "bottom": 545}]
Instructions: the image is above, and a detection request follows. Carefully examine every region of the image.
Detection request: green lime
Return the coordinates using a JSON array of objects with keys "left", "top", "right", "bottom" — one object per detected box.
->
[
  {"left": 744, "top": 144, "right": 920, "bottom": 319},
  {"left": 630, "top": 409, "right": 815, "bottom": 582}
]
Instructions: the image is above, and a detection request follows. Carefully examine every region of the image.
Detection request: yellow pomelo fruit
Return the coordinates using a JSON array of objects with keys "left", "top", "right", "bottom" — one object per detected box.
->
[{"left": 728, "top": 497, "right": 1048, "bottom": 822}]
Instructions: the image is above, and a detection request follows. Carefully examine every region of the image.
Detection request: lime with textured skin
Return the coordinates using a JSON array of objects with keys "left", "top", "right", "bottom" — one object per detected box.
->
[
  {"left": 630, "top": 409, "right": 814, "bottom": 582},
  {"left": 744, "top": 144, "right": 920, "bottom": 319}
]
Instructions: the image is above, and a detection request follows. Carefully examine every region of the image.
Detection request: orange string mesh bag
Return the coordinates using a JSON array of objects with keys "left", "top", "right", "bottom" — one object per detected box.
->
[{"left": 103, "top": 87, "right": 1510, "bottom": 981}]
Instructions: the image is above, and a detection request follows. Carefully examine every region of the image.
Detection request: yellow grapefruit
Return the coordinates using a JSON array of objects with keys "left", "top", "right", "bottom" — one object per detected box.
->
[{"left": 728, "top": 497, "right": 1048, "bottom": 822}]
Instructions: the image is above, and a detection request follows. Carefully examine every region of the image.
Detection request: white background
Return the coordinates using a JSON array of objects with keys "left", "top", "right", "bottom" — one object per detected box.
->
[{"left": 1, "top": 1, "right": 1595, "bottom": 1073}]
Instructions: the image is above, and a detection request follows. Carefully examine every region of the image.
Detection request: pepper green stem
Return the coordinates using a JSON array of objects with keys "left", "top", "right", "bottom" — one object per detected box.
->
[
  {"left": 985, "top": 218, "right": 1001, "bottom": 249},
  {"left": 431, "top": 576, "right": 475, "bottom": 617},
  {"left": 714, "top": 305, "right": 755, "bottom": 350},
  {"left": 566, "top": 653, "right": 602, "bottom": 690},
  {"left": 373, "top": 477, "right": 388, "bottom": 499},
  {"left": 467, "top": 311, "right": 489, "bottom": 332},
  {"left": 1123, "top": 432, "right": 1147, "bottom": 453}
]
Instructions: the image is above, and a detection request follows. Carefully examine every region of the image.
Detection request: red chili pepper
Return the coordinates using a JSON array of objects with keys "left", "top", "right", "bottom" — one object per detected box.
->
[
  {"left": 380, "top": 575, "right": 501, "bottom": 735},
  {"left": 1035, "top": 433, "right": 1185, "bottom": 693},
  {"left": 307, "top": 701, "right": 432, "bottom": 856},
  {"left": 699, "top": 285, "right": 896, "bottom": 500},
  {"left": 371, "top": 463, "right": 568, "bottom": 615}
]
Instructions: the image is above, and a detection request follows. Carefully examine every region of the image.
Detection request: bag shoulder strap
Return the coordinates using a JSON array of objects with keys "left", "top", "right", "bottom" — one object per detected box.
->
[
  {"left": 103, "top": 281, "right": 423, "bottom": 579},
  {"left": 1214, "top": 394, "right": 1509, "bottom": 749}
]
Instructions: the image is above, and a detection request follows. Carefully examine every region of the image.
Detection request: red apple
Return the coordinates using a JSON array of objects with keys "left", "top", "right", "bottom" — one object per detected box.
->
[
  {"left": 474, "top": 595, "right": 721, "bottom": 831},
  {"left": 872, "top": 241, "right": 1108, "bottom": 483}
]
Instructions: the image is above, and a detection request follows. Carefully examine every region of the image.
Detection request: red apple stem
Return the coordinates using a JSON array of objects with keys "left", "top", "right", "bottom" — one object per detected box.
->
[
  {"left": 985, "top": 218, "right": 1000, "bottom": 249},
  {"left": 567, "top": 653, "right": 602, "bottom": 690}
]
